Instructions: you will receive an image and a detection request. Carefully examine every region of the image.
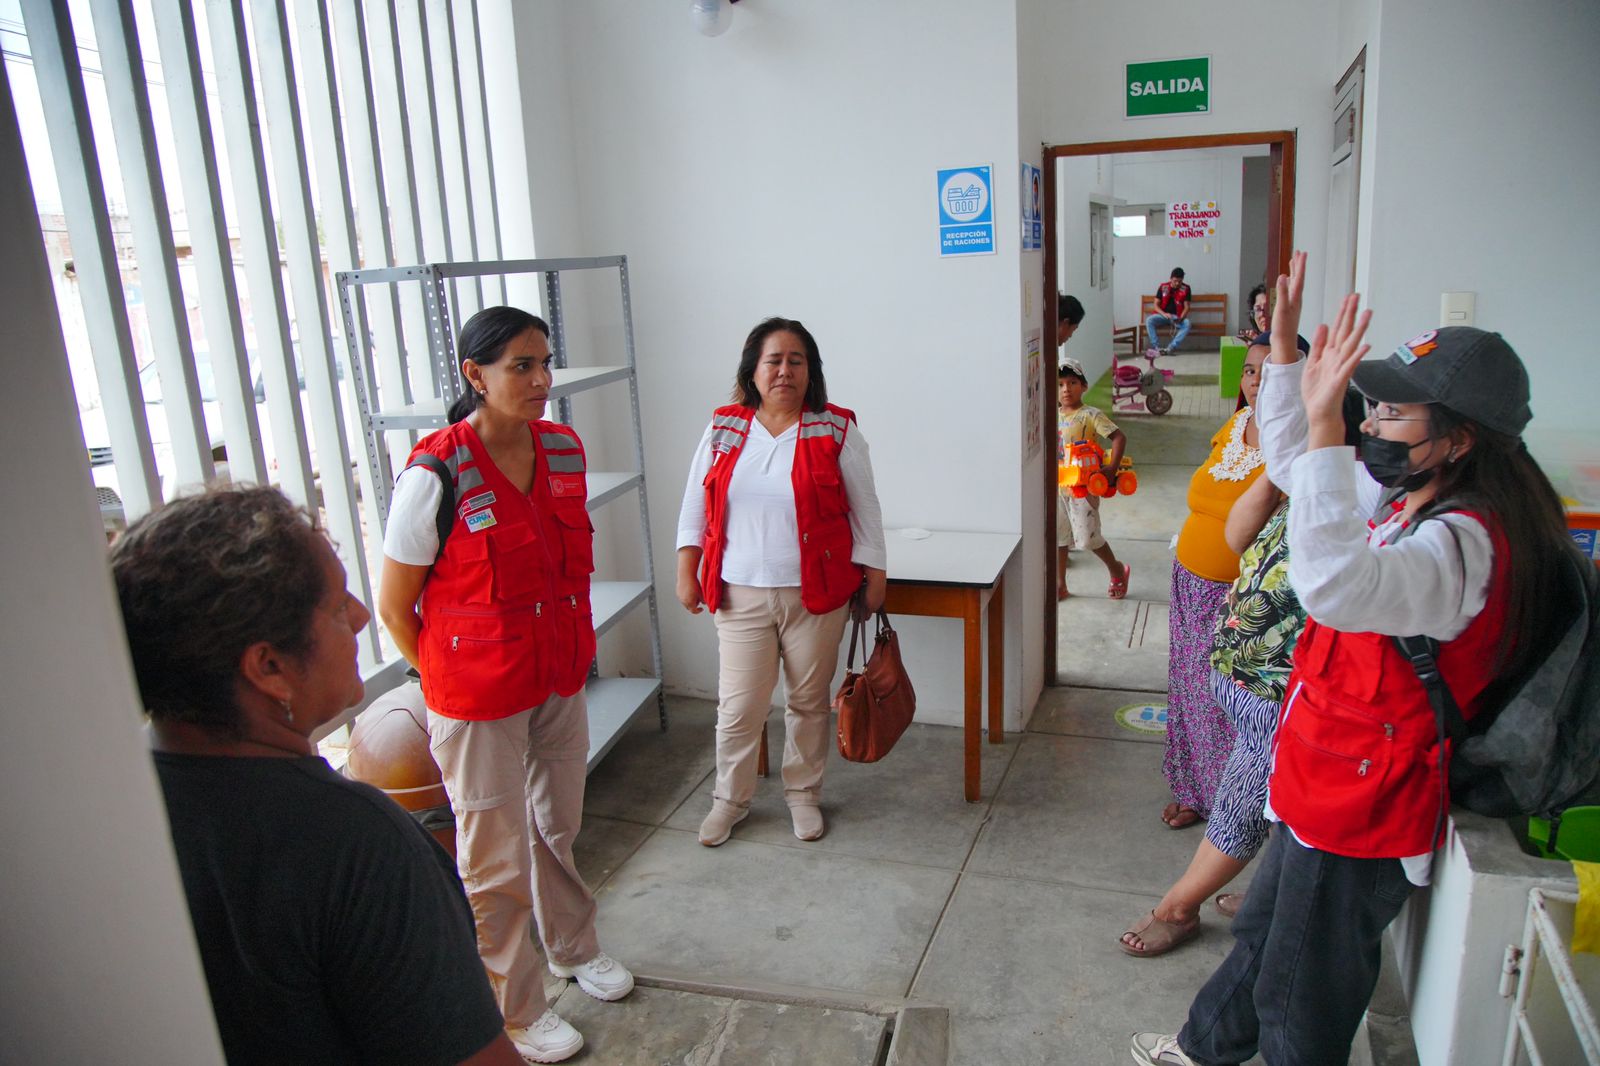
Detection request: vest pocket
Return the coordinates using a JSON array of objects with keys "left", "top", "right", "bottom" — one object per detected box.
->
[
  {"left": 486, "top": 523, "right": 542, "bottom": 601},
  {"left": 421, "top": 606, "right": 542, "bottom": 718},
  {"left": 1274, "top": 682, "right": 1407, "bottom": 853},
  {"left": 447, "top": 533, "right": 494, "bottom": 606},
  {"left": 811, "top": 469, "right": 849, "bottom": 517},
  {"left": 552, "top": 507, "right": 595, "bottom": 577}
]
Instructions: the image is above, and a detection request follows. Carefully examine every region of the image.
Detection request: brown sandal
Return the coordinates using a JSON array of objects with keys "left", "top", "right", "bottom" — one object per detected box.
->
[
  {"left": 1160, "top": 802, "right": 1202, "bottom": 830},
  {"left": 1215, "top": 892, "right": 1245, "bottom": 919},
  {"left": 1119, "top": 910, "right": 1200, "bottom": 958}
]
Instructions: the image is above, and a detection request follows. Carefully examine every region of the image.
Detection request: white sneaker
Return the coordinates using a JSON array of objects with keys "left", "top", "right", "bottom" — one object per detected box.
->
[
  {"left": 1129, "top": 1032, "right": 1197, "bottom": 1066},
  {"left": 509, "top": 1011, "right": 583, "bottom": 1064},
  {"left": 698, "top": 803, "right": 749, "bottom": 847},
  {"left": 549, "top": 951, "right": 635, "bottom": 1001}
]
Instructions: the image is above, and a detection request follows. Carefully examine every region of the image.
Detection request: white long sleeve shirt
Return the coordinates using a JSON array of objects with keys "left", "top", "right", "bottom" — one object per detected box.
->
[{"left": 676, "top": 416, "right": 887, "bottom": 587}]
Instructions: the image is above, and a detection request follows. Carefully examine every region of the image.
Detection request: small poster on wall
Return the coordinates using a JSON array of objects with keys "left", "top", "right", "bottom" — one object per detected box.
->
[
  {"left": 1020, "top": 163, "right": 1042, "bottom": 250},
  {"left": 937, "top": 165, "right": 995, "bottom": 256},
  {"left": 1167, "top": 200, "right": 1220, "bottom": 239},
  {"left": 1023, "top": 329, "right": 1042, "bottom": 460}
]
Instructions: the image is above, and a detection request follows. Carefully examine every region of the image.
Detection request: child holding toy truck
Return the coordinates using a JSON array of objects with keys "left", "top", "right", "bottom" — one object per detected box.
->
[{"left": 1057, "top": 358, "right": 1134, "bottom": 600}]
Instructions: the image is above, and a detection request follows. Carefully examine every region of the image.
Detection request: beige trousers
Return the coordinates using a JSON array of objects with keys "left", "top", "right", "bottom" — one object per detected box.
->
[
  {"left": 427, "top": 690, "right": 598, "bottom": 1030},
  {"left": 711, "top": 584, "right": 849, "bottom": 811}
]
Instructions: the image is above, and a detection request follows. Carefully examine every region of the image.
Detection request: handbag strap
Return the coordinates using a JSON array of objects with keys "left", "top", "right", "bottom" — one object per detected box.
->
[{"left": 845, "top": 614, "right": 870, "bottom": 670}]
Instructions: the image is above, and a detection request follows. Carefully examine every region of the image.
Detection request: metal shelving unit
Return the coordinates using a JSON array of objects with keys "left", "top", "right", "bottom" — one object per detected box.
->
[{"left": 336, "top": 255, "right": 665, "bottom": 770}]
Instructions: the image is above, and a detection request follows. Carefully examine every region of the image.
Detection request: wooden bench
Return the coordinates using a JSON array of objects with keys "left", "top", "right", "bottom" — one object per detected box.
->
[{"left": 1137, "top": 292, "right": 1229, "bottom": 350}]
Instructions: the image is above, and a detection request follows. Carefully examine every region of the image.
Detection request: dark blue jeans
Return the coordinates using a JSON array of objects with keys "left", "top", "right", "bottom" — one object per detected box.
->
[{"left": 1177, "top": 828, "right": 1414, "bottom": 1065}]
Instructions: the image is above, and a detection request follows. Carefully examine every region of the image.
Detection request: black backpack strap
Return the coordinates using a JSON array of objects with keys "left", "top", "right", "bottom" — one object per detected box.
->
[
  {"left": 406, "top": 453, "right": 456, "bottom": 563},
  {"left": 1393, "top": 633, "right": 1469, "bottom": 745}
]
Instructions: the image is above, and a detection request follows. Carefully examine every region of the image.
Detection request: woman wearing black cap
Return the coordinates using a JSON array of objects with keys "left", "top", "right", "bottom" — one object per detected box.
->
[{"left": 1132, "top": 253, "right": 1577, "bottom": 1066}]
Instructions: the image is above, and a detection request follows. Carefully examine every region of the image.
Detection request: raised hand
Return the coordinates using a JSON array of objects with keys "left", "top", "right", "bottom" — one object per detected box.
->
[
  {"left": 1268, "top": 251, "right": 1307, "bottom": 364},
  {"left": 1301, "top": 292, "right": 1371, "bottom": 447}
]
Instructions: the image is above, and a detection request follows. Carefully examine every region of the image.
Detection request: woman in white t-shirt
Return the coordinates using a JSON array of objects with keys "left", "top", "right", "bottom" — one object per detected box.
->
[{"left": 676, "top": 318, "right": 887, "bottom": 847}]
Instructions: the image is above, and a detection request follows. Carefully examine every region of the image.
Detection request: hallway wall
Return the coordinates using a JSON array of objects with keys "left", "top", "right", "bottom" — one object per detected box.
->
[
  {"left": 513, "top": 0, "right": 1029, "bottom": 728},
  {"left": 1019, "top": 0, "right": 1344, "bottom": 332},
  {"left": 1109, "top": 154, "right": 1247, "bottom": 333},
  {"left": 0, "top": 67, "right": 224, "bottom": 1061},
  {"left": 1357, "top": 0, "right": 1600, "bottom": 437}
]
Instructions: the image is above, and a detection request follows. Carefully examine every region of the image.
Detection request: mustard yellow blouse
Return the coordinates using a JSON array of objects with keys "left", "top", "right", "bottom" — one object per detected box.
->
[{"left": 1175, "top": 407, "right": 1264, "bottom": 583}]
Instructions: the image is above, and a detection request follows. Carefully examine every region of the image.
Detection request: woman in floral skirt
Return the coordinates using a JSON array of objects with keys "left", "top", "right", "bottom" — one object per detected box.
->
[{"left": 1158, "top": 332, "right": 1306, "bottom": 829}]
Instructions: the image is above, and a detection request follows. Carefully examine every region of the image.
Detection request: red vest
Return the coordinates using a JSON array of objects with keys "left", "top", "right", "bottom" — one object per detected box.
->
[
  {"left": 1267, "top": 513, "right": 1510, "bottom": 858},
  {"left": 407, "top": 419, "right": 596, "bottom": 720},
  {"left": 698, "top": 403, "right": 862, "bottom": 615}
]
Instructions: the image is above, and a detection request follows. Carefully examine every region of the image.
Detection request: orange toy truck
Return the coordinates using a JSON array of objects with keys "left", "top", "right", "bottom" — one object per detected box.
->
[{"left": 1058, "top": 438, "right": 1138, "bottom": 499}]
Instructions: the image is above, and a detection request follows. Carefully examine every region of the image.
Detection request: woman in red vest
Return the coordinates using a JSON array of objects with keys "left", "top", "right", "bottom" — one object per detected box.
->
[
  {"left": 1133, "top": 255, "right": 1573, "bottom": 1066},
  {"left": 378, "top": 307, "right": 631, "bottom": 1065},
  {"left": 675, "top": 317, "right": 887, "bottom": 847}
]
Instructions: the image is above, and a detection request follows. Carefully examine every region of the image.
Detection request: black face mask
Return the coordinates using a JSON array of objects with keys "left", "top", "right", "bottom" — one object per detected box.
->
[{"left": 1358, "top": 433, "right": 1437, "bottom": 492}]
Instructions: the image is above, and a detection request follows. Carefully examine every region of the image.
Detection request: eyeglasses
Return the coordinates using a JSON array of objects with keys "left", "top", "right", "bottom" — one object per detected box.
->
[{"left": 1364, "top": 398, "right": 1431, "bottom": 424}]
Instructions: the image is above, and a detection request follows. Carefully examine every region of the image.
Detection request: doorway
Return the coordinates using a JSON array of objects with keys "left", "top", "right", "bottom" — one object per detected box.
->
[{"left": 1039, "top": 131, "right": 1296, "bottom": 683}]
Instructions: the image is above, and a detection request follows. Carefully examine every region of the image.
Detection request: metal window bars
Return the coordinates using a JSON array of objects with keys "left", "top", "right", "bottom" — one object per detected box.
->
[{"left": 336, "top": 256, "right": 667, "bottom": 770}]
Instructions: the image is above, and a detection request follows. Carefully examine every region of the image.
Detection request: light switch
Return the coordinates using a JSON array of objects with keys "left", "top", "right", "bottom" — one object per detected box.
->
[{"left": 1440, "top": 291, "right": 1475, "bottom": 327}]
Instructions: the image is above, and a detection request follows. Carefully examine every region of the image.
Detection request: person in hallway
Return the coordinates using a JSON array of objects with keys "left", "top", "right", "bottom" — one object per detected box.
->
[
  {"left": 1236, "top": 283, "right": 1269, "bottom": 342},
  {"left": 114, "top": 486, "right": 526, "bottom": 1066},
  {"left": 1122, "top": 460, "right": 1301, "bottom": 956},
  {"left": 379, "top": 307, "right": 632, "bottom": 1065},
  {"left": 1056, "top": 356, "right": 1131, "bottom": 600},
  {"left": 1159, "top": 329, "right": 1304, "bottom": 830},
  {"left": 1146, "top": 267, "right": 1192, "bottom": 354},
  {"left": 676, "top": 316, "right": 887, "bottom": 846},
  {"left": 1057, "top": 291, "right": 1085, "bottom": 343},
  {"left": 1133, "top": 255, "right": 1574, "bottom": 1066}
]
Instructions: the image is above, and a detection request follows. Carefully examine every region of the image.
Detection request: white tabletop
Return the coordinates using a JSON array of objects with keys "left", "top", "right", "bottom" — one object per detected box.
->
[{"left": 883, "top": 529, "right": 1020, "bottom": 588}]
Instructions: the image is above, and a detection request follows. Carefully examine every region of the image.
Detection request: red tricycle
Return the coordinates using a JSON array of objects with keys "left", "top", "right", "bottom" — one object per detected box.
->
[{"left": 1111, "top": 346, "right": 1174, "bottom": 416}]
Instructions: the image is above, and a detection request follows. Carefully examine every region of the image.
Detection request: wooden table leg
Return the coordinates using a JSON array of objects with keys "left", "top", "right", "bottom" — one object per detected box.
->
[
  {"left": 963, "top": 589, "right": 982, "bottom": 802},
  {"left": 987, "top": 576, "right": 1004, "bottom": 744}
]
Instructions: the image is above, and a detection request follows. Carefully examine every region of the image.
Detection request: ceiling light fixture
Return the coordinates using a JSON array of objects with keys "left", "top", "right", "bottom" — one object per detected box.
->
[{"left": 689, "top": 0, "right": 740, "bottom": 37}]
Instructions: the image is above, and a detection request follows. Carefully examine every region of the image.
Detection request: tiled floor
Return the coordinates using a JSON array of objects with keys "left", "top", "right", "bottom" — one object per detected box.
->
[{"left": 551, "top": 354, "right": 1406, "bottom": 1063}]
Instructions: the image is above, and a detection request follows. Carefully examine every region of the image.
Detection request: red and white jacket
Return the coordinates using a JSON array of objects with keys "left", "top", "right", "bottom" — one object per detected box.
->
[
  {"left": 1267, "top": 513, "right": 1511, "bottom": 858},
  {"left": 407, "top": 420, "right": 596, "bottom": 720},
  {"left": 698, "top": 403, "right": 862, "bottom": 615}
]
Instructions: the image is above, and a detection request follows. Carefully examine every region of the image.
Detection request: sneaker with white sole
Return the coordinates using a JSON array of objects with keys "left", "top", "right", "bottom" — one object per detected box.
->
[
  {"left": 698, "top": 802, "right": 749, "bottom": 846},
  {"left": 508, "top": 1010, "right": 583, "bottom": 1064},
  {"left": 1129, "top": 1032, "right": 1197, "bottom": 1066},
  {"left": 548, "top": 951, "right": 634, "bottom": 1001}
]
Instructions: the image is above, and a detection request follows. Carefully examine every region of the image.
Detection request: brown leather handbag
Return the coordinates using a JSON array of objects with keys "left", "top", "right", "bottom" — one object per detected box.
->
[{"left": 834, "top": 609, "right": 916, "bottom": 762}]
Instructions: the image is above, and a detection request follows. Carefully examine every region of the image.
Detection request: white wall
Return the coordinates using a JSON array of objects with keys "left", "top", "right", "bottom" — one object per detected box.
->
[
  {"left": 1109, "top": 152, "right": 1245, "bottom": 331},
  {"left": 1358, "top": 0, "right": 1600, "bottom": 436},
  {"left": 0, "top": 67, "right": 224, "bottom": 1062},
  {"left": 522, "top": 0, "right": 1028, "bottom": 728},
  {"left": 1055, "top": 154, "right": 1116, "bottom": 383},
  {"left": 1019, "top": 0, "right": 1343, "bottom": 334},
  {"left": 1238, "top": 155, "right": 1270, "bottom": 308}
]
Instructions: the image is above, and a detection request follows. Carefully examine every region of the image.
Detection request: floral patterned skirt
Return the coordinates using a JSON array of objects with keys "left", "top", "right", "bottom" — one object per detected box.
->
[{"left": 1163, "top": 559, "right": 1236, "bottom": 815}]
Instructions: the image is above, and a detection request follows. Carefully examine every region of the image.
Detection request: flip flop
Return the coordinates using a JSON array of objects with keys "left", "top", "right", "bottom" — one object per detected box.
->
[
  {"left": 1119, "top": 910, "right": 1200, "bottom": 958},
  {"left": 1160, "top": 802, "right": 1202, "bottom": 830},
  {"left": 1214, "top": 893, "right": 1245, "bottom": 919},
  {"left": 1108, "top": 562, "right": 1131, "bottom": 600}
]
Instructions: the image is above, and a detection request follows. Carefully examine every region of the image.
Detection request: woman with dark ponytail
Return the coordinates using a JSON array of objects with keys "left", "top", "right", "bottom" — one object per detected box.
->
[{"left": 378, "top": 306, "right": 631, "bottom": 1064}]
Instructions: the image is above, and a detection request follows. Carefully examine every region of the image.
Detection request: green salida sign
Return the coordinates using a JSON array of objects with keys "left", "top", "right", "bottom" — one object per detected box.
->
[{"left": 1126, "top": 57, "right": 1210, "bottom": 117}]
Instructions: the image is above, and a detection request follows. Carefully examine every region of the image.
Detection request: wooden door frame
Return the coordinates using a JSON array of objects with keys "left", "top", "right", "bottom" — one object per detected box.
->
[{"left": 1040, "top": 130, "right": 1296, "bottom": 684}]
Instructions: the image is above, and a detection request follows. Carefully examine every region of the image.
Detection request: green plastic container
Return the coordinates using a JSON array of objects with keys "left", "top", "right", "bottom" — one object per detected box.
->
[
  {"left": 1219, "top": 337, "right": 1246, "bottom": 401},
  {"left": 1527, "top": 806, "right": 1600, "bottom": 862}
]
